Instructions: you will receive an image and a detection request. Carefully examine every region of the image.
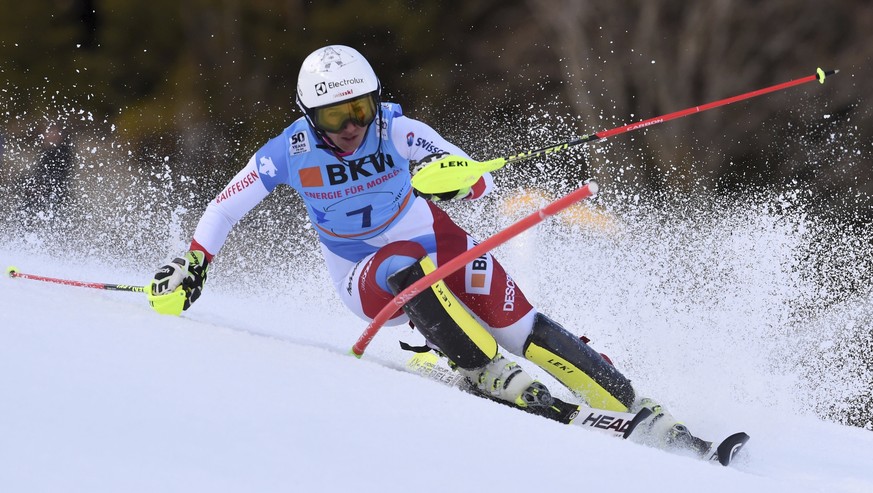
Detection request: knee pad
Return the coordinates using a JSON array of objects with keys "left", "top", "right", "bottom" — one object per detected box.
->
[
  {"left": 387, "top": 255, "right": 497, "bottom": 370},
  {"left": 522, "top": 313, "right": 636, "bottom": 412}
]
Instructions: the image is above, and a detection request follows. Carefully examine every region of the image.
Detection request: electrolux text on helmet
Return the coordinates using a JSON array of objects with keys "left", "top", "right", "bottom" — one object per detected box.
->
[{"left": 322, "top": 77, "right": 365, "bottom": 90}]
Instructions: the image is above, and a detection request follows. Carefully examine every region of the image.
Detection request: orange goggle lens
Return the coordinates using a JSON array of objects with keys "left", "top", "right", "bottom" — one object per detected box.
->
[{"left": 312, "top": 94, "right": 377, "bottom": 133}]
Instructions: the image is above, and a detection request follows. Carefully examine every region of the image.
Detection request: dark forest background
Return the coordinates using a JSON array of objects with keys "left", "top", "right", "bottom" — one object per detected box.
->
[{"left": 1, "top": 0, "right": 872, "bottom": 217}]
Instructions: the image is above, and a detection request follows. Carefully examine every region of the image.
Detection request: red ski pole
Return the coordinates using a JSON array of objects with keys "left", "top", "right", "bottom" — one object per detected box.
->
[
  {"left": 351, "top": 180, "right": 599, "bottom": 357},
  {"left": 6, "top": 266, "right": 147, "bottom": 293},
  {"left": 412, "top": 68, "right": 839, "bottom": 194},
  {"left": 504, "top": 68, "right": 838, "bottom": 165}
]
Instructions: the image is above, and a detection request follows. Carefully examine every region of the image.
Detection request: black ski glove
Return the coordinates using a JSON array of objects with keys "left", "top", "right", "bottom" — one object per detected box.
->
[{"left": 149, "top": 250, "right": 210, "bottom": 315}]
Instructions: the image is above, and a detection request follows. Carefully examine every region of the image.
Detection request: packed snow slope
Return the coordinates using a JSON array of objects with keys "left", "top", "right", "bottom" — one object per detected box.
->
[{"left": 2, "top": 184, "right": 872, "bottom": 492}]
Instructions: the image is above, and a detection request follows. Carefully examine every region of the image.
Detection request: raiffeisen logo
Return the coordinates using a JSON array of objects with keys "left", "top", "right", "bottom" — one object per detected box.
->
[{"left": 328, "top": 77, "right": 364, "bottom": 88}]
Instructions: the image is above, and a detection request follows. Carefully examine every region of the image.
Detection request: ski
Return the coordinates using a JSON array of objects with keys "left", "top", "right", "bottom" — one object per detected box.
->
[
  {"left": 406, "top": 350, "right": 651, "bottom": 439},
  {"left": 708, "top": 432, "right": 751, "bottom": 466},
  {"left": 653, "top": 427, "right": 751, "bottom": 467},
  {"left": 404, "top": 349, "right": 749, "bottom": 466}
]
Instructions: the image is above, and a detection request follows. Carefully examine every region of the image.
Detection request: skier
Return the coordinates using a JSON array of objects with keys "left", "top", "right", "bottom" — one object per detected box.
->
[{"left": 148, "top": 45, "right": 690, "bottom": 448}]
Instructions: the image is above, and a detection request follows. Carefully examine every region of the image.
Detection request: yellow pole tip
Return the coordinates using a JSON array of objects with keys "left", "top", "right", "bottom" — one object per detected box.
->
[{"left": 6, "top": 266, "right": 18, "bottom": 277}]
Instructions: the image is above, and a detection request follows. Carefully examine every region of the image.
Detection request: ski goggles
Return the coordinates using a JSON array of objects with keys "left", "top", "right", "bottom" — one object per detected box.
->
[{"left": 310, "top": 93, "right": 378, "bottom": 133}]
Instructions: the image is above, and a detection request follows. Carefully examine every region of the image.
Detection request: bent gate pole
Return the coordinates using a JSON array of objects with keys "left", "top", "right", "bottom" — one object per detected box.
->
[{"left": 351, "top": 181, "right": 598, "bottom": 357}]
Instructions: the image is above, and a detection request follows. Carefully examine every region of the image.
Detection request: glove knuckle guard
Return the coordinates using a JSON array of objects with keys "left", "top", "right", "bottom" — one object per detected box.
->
[{"left": 149, "top": 250, "right": 210, "bottom": 314}]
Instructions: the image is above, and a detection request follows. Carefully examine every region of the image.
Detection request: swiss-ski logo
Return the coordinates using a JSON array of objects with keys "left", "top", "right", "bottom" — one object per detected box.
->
[{"left": 415, "top": 137, "right": 444, "bottom": 155}]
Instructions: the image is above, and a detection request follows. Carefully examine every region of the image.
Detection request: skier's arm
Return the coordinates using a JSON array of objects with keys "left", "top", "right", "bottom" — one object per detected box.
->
[
  {"left": 191, "top": 132, "right": 289, "bottom": 259},
  {"left": 150, "top": 136, "right": 287, "bottom": 315},
  {"left": 190, "top": 156, "right": 270, "bottom": 260},
  {"left": 391, "top": 115, "right": 494, "bottom": 201}
]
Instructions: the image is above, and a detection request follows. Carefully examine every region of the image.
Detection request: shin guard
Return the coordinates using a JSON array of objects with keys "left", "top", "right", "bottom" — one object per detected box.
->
[
  {"left": 523, "top": 313, "right": 636, "bottom": 412},
  {"left": 387, "top": 256, "right": 497, "bottom": 370}
]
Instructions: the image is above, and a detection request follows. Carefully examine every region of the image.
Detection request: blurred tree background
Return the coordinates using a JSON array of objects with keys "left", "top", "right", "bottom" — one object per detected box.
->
[{"left": 1, "top": 0, "right": 871, "bottom": 217}]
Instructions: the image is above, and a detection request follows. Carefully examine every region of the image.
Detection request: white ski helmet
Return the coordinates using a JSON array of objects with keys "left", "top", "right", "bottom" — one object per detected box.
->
[{"left": 296, "top": 45, "right": 381, "bottom": 132}]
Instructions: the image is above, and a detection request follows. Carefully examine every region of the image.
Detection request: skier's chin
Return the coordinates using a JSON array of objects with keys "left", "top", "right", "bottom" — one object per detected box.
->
[{"left": 329, "top": 129, "right": 365, "bottom": 154}]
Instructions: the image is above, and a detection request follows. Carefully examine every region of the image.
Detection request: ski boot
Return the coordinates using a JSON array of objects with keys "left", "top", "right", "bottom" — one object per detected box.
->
[
  {"left": 458, "top": 353, "right": 554, "bottom": 409},
  {"left": 634, "top": 398, "right": 711, "bottom": 456}
]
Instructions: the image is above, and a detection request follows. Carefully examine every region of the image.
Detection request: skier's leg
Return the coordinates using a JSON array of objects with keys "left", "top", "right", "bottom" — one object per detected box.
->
[
  {"left": 423, "top": 202, "right": 637, "bottom": 411},
  {"left": 517, "top": 313, "right": 702, "bottom": 448},
  {"left": 385, "top": 253, "right": 550, "bottom": 408},
  {"left": 521, "top": 312, "right": 636, "bottom": 412},
  {"left": 385, "top": 254, "right": 495, "bottom": 368},
  {"left": 332, "top": 230, "right": 545, "bottom": 408}
]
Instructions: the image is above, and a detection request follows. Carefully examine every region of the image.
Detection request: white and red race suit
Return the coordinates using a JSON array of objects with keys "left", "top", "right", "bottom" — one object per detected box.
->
[{"left": 188, "top": 102, "right": 537, "bottom": 354}]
